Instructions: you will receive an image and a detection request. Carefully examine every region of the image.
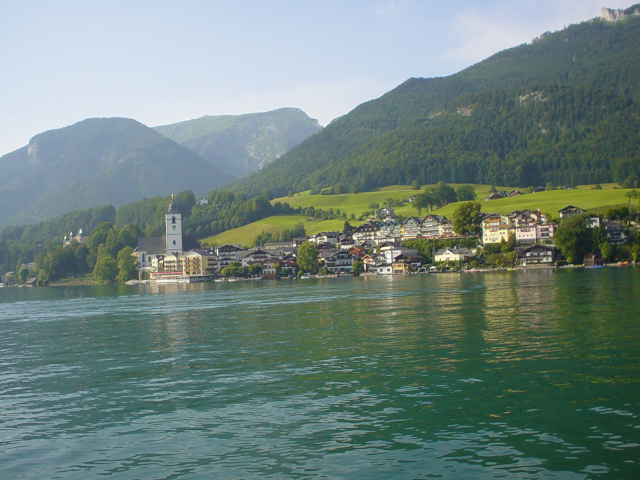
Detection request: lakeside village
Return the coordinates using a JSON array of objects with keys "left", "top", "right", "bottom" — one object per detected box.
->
[
  {"left": 3, "top": 190, "right": 638, "bottom": 287},
  {"left": 7, "top": 191, "right": 634, "bottom": 287}
]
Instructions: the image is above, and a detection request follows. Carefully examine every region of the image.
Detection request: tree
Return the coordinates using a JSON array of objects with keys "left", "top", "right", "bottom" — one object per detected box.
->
[
  {"left": 631, "top": 244, "right": 640, "bottom": 265},
  {"left": 352, "top": 259, "right": 364, "bottom": 275},
  {"left": 434, "top": 182, "right": 457, "bottom": 207},
  {"left": 452, "top": 202, "right": 482, "bottom": 235},
  {"left": 456, "top": 185, "right": 477, "bottom": 202},
  {"left": 117, "top": 247, "right": 138, "bottom": 283},
  {"left": 412, "top": 190, "right": 435, "bottom": 215},
  {"left": 93, "top": 256, "right": 118, "bottom": 283},
  {"left": 554, "top": 214, "right": 594, "bottom": 264},
  {"left": 600, "top": 241, "right": 611, "bottom": 263},
  {"left": 296, "top": 241, "right": 319, "bottom": 274},
  {"left": 18, "top": 267, "right": 30, "bottom": 283},
  {"left": 411, "top": 180, "right": 420, "bottom": 190},
  {"left": 247, "top": 264, "right": 263, "bottom": 277}
]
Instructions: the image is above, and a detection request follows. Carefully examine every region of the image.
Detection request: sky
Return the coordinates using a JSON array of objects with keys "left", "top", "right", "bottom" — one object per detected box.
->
[{"left": 0, "top": 0, "right": 634, "bottom": 155}]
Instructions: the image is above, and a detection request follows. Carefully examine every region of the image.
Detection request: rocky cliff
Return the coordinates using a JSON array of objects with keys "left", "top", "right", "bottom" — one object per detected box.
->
[{"left": 601, "top": 5, "right": 640, "bottom": 21}]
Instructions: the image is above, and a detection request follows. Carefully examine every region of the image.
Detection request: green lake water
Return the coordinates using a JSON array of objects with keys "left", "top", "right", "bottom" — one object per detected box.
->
[{"left": 1, "top": 268, "right": 639, "bottom": 479}]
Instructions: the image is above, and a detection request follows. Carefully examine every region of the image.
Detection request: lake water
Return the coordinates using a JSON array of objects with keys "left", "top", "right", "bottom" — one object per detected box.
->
[{"left": 1, "top": 269, "right": 639, "bottom": 479}]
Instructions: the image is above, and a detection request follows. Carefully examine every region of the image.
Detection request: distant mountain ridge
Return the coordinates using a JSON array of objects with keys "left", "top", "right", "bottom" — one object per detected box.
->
[
  {"left": 231, "top": 9, "right": 640, "bottom": 197},
  {"left": 0, "top": 108, "right": 321, "bottom": 228},
  {"left": 153, "top": 108, "right": 321, "bottom": 179},
  {"left": 0, "top": 118, "right": 234, "bottom": 227}
]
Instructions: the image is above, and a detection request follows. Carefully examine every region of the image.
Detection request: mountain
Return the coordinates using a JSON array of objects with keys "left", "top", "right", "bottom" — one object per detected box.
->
[
  {"left": 0, "top": 117, "right": 234, "bottom": 227},
  {"left": 231, "top": 10, "right": 640, "bottom": 197},
  {"left": 153, "top": 108, "right": 322, "bottom": 179}
]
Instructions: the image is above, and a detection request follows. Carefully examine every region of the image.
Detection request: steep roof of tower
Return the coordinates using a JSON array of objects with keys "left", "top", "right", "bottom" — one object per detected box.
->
[{"left": 167, "top": 197, "right": 181, "bottom": 215}]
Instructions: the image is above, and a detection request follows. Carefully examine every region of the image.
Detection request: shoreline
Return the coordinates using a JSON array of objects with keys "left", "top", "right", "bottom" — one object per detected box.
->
[{"left": 18, "top": 261, "right": 630, "bottom": 287}]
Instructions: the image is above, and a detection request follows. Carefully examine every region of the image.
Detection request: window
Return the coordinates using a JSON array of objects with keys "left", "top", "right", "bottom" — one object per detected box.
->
[
  {"left": 172, "top": 216, "right": 176, "bottom": 224},
  {"left": 173, "top": 240, "right": 176, "bottom": 245}
]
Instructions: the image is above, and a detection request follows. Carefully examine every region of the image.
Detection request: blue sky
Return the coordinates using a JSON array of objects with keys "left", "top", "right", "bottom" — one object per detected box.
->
[{"left": 0, "top": 0, "right": 633, "bottom": 155}]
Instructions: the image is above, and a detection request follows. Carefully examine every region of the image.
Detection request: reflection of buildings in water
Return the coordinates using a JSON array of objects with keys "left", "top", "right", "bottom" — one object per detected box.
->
[
  {"left": 514, "top": 269, "right": 557, "bottom": 324},
  {"left": 152, "top": 313, "right": 191, "bottom": 361},
  {"left": 480, "top": 271, "right": 560, "bottom": 359}
]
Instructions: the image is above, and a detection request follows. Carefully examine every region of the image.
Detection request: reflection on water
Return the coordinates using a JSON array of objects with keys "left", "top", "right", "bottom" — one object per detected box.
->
[{"left": 0, "top": 269, "right": 639, "bottom": 479}]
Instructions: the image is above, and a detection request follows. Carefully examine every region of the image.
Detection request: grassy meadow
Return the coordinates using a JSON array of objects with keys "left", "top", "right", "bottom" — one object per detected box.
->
[{"left": 201, "top": 183, "right": 636, "bottom": 247}]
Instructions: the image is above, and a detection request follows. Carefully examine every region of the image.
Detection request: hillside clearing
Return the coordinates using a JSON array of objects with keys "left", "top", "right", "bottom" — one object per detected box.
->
[{"left": 202, "top": 184, "right": 636, "bottom": 247}]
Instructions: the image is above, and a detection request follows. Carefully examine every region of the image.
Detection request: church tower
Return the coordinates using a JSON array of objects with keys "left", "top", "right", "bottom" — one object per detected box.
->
[{"left": 166, "top": 195, "right": 183, "bottom": 255}]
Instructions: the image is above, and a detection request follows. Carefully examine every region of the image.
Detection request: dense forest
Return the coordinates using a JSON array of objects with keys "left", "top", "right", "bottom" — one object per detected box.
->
[
  {"left": 230, "top": 15, "right": 640, "bottom": 197},
  {"left": 0, "top": 188, "right": 342, "bottom": 277}
]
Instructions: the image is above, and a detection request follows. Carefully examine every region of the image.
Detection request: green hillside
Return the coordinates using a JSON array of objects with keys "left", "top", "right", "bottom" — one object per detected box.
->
[
  {"left": 154, "top": 108, "right": 321, "bottom": 179},
  {"left": 0, "top": 118, "right": 234, "bottom": 228},
  {"left": 230, "top": 13, "right": 640, "bottom": 197},
  {"left": 203, "top": 184, "right": 637, "bottom": 247}
]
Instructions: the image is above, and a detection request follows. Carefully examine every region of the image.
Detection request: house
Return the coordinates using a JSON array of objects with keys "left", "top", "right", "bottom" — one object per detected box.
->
[
  {"left": 377, "top": 264, "right": 393, "bottom": 275},
  {"left": 485, "top": 192, "right": 504, "bottom": 201},
  {"left": 261, "top": 260, "right": 279, "bottom": 280},
  {"left": 402, "top": 217, "right": 422, "bottom": 239},
  {"left": 347, "top": 245, "right": 367, "bottom": 257},
  {"left": 338, "top": 235, "right": 356, "bottom": 250},
  {"left": 536, "top": 222, "right": 557, "bottom": 241},
  {"left": 507, "top": 190, "right": 523, "bottom": 197},
  {"left": 586, "top": 215, "right": 601, "bottom": 229},
  {"left": 516, "top": 245, "right": 557, "bottom": 265},
  {"left": 383, "top": 247, "right": 421, "bottom": 266},
  {"left": 420, "top": 214, "right": 450, "bottom": 237},
  {"left": 352, "top": 221, "right": 381, "bottom": 245},
  {"left": 584, "top": 253, "right": 604, "bottom": 267},
  {"left": 182, "top": 250, "right": 217, "bottom": 276},
  {"left": 216, "top": 244, "right": 245, "bottom": 270},
  {"left": 392, "top": 255, "right": 412, "bottom": 274},
  {"left": 319, "top": 249, "right": 355, "bottom": 273},
  {"left": 482, "top": 214, "right": 513, "bottom": 244},
  {"left": 437, "top": 218, "right": 453, "bottom": 236},
  {"left": 361, "top": 253, "right": 382, "bottom": 271},
  {"left": 1, "top": 271, "right": 16, "bottom": 285},
  {"left": 434, "top": 247, "right": 474, "bottom": 263},
  {"left": 238, "top": 248, "right": 277, "bottom": 267},
  {"left": 63, "top": 229, "right": 88, "bottom": 246},
  {"left": 377, "top": 221, "right": 403, "bottom": 242},
  {"left": 558, "top": 205, "right": 585, "bottom": 218},
  {"left": 291, "top": 237, "right": 308, "bottom": 248},
  {"left": 378, "top": 241, "right": 402, "bottom": 252},
  {"left": 512, "top": 210, "right": 550, "bottom": 243},
  {"left": 605, "top": 221, "right": 626, "bottom": 245},
  {"left": 376, "top": 207, "right": 394, "bottom": 219},
  {"left": 315, "top": 232, "right": 339, "bottom": 245},
  {"left": 263, "top": 242, "right": 293, "bottom": 252}
]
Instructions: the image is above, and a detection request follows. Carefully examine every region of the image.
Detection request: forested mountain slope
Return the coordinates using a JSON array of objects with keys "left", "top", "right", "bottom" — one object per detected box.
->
[
  {"left": 0, "top": 118, "right": 233, "bottom": 228},
  {"left": 154, "top": 108, "right": 321, "bottom": 179},
  {"left": 231, "top": 12, "right": 640, "bottom": 196}
]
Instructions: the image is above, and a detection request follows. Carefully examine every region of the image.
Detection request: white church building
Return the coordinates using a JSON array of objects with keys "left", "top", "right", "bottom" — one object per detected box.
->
[{"left": 134, "top": 196, "right": 184, "bottom": 271}]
